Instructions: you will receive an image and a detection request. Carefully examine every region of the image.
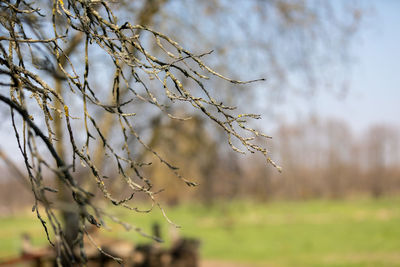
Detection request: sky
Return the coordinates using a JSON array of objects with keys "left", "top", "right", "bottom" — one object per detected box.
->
[{"left": 298, "top": 0, "right": 400, "bottom": 135}]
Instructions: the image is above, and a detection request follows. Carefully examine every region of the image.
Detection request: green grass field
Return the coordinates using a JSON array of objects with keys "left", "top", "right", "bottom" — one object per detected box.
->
[{"left": 1, "top": 197, "right": 400, "bottom": 266}]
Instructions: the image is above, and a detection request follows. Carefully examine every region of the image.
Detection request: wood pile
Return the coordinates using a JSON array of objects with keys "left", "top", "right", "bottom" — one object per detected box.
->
[{"left": 0, "top": 224, "right": 200, "bottom": 267}]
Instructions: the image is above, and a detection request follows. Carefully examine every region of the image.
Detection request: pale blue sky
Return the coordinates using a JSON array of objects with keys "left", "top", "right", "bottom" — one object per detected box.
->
[{"left": 305, "top": 0, "right": 400, "bottom": 134}]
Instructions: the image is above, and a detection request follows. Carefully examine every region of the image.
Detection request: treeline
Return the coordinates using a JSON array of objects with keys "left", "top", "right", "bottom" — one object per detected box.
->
[
  {"left": 251, "top": 117, "right": 400, "bottom": 200},
  {"left": 140, "top": 116, "right": 400, "bottom": 203}
]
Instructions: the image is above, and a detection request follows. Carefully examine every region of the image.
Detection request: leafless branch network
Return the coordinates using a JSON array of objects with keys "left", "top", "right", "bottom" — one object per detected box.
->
[{"left": 0, "top": 0, "right": 277, "bottom": 264}]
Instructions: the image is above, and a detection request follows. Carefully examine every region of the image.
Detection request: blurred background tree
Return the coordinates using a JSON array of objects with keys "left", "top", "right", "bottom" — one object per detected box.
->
[{"left": 127, "top": 0, "right": 367, "bottom": 202}]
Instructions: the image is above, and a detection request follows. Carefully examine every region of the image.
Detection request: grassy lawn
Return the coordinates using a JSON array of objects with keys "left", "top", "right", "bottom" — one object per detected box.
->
[{"left": 1, "top": 197, "right": 400, "bottom": 266}]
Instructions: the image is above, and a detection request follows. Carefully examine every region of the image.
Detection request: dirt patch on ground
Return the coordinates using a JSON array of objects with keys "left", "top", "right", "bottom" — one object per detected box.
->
[
  {"left": 201, "top": 260, "right": 270, "bottom": 267},
  {"left": 322, "top": 251, "right": 400, "bottom": 265}
]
